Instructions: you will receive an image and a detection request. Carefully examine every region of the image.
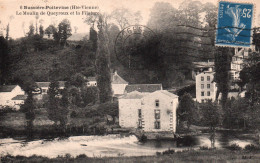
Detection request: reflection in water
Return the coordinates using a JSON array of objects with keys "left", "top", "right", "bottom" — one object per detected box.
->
[{"left": 0, "top": 132, "right": 256, "bottom": 158}]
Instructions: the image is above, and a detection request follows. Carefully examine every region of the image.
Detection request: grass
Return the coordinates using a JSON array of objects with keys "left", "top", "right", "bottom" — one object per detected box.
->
[{"left": 1, "top": 149, "right": 260, "bottom": 163}]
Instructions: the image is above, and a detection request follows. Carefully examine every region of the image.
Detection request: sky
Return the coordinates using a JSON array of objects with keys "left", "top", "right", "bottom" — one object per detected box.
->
[{"left": 0, "top": 0, "right": 259, "bottom": 39}]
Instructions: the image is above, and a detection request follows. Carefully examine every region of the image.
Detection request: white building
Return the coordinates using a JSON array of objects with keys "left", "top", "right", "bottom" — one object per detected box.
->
[
  {"left": 0, "top": 85, "right": 26, "bottom": 110},
  {"left": 86, "top": 77, "right": 97, "bottom": 87},
  {"left": 35, "top": 81, "right": 65, "bottom": 100},
  {"left": 119, "top": 90, "right": 178, "bottom": 133},
  {"left": 196, "top": 71, "right": 217, "bottom": 103},
  {"left": 111, "top": 71, "right": 128, "bottom": 97},
  {"left": 230, "top": 48, "right": 248, "bottom": 81}
]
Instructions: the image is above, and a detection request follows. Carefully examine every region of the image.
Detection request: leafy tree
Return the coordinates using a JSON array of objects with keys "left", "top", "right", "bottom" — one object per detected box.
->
[
  {"left": 0, "top": 36, "right": 10, "bottom": 85},
  {"left": 21, "top": 92, "right": 36, "bottom": 139},
  {"left": 215, "top": 47, "right": 232, "bottom": 108},
  {"left": 96, "top": 16, "right": 112, "bottom": 103},
  {"left": 58, "top": 19, "right": 72, "bottom": 46},
  {"left": 200, "top": 100, "right": 221, "bottom": 148},
  {"left": 45, "top": 25, "right": 58, "bottom": 39},
  {"left": 39, "top": 25, "right": 44, "bottom": 37},
  {"left": 177, "top": 93, "right": 196, "bottom": 129},
  {"left": 89, "top": 27, "right": 98, "bottom": 52},
  {"left": 47, "top": 80, "right": 69, "bottom": 131},
  {"left": 81, "top": 86, "right": 98, "bottom": 106},
  {"left": 27, "top": 24, "right": 35, "bottom": 37}
]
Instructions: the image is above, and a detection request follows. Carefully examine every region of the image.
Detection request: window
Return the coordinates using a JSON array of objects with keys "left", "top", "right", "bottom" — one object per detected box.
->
[
  {"left": 155, "top": 110, "right": 160, "bottom": 119},
  {"left": 207, "top": 76, "right": 210, "bottom": 81},
  {"left": 87, "top": 82, "right": 90, "bottom": 86},
  {"left": 155, "top": 99, "right": 159, "bottom": 107},
  {"left": 138, "top": 120, "right": 142, "bottom": 128},
  {"left": 207, "top": 84, "right": 210, "bottom": 89},
  {"left": 138, "top": 109, "right": 142, "bottom": 119},
  {"left": 42, "top": 89, "right": 47, "bottom": 93},
  {"left": 201, "top": 91, "right": 204, "bottom": 96},
  {"left": 201, "top": 76, "right": 204, "bottom": 81},
  {"left": 154, "top": 121, "right": 160, "bottom": 129},
  {"left": 207, "top": 91, "right": 210, "bottom": 96},
  {"left": 201, "top": 84, "right": 204, "bottom": 89},
  {"left": 94, "top": 82, "right": 97, "bottom": 86}
]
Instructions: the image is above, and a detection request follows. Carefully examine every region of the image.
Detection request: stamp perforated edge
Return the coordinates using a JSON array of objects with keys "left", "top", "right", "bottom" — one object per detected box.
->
[{"left": 215, "top": 0, "right": 256, "bottom": 49}]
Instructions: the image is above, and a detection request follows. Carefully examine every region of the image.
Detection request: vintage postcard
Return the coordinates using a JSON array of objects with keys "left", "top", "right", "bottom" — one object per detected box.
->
[{"left": 0, "top": 0, "right": 260, "bottom": 162}]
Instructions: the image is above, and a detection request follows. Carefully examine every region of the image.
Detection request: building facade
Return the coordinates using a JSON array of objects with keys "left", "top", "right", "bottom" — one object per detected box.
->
[
  {"left": 119, "top": 90, "right": 178, "bottom": 133},
  {"left": 196, "top": 71, "right": 217, "bottom": 103},
  {"left": 230, "top": 48, "right": 248, "bottom": 81},
  {"left": 0, "top": 85, "right": 26, "bottom": 110}
]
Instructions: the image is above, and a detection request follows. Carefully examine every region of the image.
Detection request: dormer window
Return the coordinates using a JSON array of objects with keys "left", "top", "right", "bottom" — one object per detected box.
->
[{"left": 155, "top": 99, "right": 159, "bottom": 107}]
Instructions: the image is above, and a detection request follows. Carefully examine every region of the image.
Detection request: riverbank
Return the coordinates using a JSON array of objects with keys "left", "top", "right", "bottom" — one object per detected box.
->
[{"left": 1, "top": 149, "right": 260, "bottom": 163}]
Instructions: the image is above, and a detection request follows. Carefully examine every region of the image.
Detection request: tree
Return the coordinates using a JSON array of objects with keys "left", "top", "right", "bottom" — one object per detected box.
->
[
  {"left": 81, "top": 86, "right": 98, "bottom": 106},
  {"left": 0, "top": 36, "right": 10, "bottom": 85},
  {"left": 200, "top": 100, "right": 221, "bottom": 148},
  {"left": 39, "top": 25, "right": 44, "bottom": 37},
  {"left": 89, "top": 27, "right": 98, "bottom": 52},
  {"left": 27, "top": 24, "right": 35, "bottom": 37},
  {"left": 45, "top": 25, "right": 57, "bottom": 38},
  {"left": 21, "top": 92, "right": 36, "bottom": 139},
  {"left": 47, "top": 80, "right": 69, "bottom": 131},
  {"left": 96, "top": 16, "right": 112, "bottom": 103},
  {"left": 215, "top": 47, "right": 232, "bottom": 108},
  {"left": 177, "top": 93, "right": 196, "bottom": 129},
  {"left": 58, "top": 19, "right": 72, "bottom": 46}
]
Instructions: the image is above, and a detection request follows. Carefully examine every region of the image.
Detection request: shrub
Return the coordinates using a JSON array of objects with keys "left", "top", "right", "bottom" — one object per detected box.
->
[
  {"left": 200, "top": 146, "right": 210, "bottom": 150},
  {"left": 227, "top": 143, "right": 242, "bottom": 151},
  {"left": 244, "top": 144, "right": 260, "bottom": 151},
  {"left": 162, "top": 148, "right": 175, "bottom": 155},
  {"left": 76, "top": 154, "right": 88, "bottom": 158},
  {"left": 70, "top": 111, "right": 77, "bottom": 118}
]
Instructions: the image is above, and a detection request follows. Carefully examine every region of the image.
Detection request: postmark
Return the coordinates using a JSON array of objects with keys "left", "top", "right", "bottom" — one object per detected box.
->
[
  {"left": 216, "top": 1, "right": 254, "bottom": 48},
  {"left": 114, "top": 25, "right": 159, "bottom": 70}
]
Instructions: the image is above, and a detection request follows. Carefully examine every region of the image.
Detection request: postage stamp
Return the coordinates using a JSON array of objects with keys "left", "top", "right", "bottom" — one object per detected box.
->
[{"left": 216, "top": 1, "right": 254, "bottom": 47}]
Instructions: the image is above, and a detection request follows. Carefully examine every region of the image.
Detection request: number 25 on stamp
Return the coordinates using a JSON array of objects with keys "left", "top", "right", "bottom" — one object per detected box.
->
[{"left": 216, "top": 1, "right": 254, "bottom": 47}]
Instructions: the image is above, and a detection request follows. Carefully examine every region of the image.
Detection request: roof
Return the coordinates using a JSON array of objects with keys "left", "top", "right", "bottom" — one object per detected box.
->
[
  {"left": 36, "top": 81, "right": 65, "bottom": 88},
  {"left": 120, "top": 91, "right": 148, "bottom": 99},
  {"left": 125, "top": 84, "right": 162, "bottom": 93},
  {"left": 0, "top": 85, "right": 18, "bottom": 92},
  {"left": 87, "top": 77, "right": 96, "bottom": 82},
  {"left": 193, "top": 62, "right": 214, "bottom": 68},
  {"left": 234, "top": 49, "right": 244, "bottom": 57},
  {"left": 157, "top": 90, "right": 179, "bottom": 98},
  {"left": 67, "top": 33, "right": 88, "bottom": 41},
  {"left": 111, "top": 72, "right": 128, "bottom": 84},
  {"left": 11, "top": 95, "right": 27, "bottom": 100}
]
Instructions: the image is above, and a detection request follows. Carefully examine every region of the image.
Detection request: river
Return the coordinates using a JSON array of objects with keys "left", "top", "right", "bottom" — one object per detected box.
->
[{"left": 0, "top": 132, "right": 257, "bottom": 158}]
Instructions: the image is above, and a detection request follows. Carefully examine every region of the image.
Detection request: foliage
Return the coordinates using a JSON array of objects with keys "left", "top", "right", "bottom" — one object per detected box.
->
[
  {"left": 58, "top": 19, "right": 72, "bottom": 46},
  {"left": 244, "top": 144, "right": 260, "bottom": 151},
  {"left": 0, "top": 36, "right": 10, "bottom": 85},
  {"left": 27, "top": 24, "right": 35, "bottom": 37},
  {"left": 39, "top": 25, "right": 44, "bottom": 37},
  {"left": 96, "top": 16, "right": 112, "bottom": 103},
  {"left": 177, "top": 93, "right": 196, "bottom": 129},
  {"left": 81, "top": 86, "right": 98, "bottom": 106},
  {"left": 226, "top": 143, "right": 242, "bottom": 151},
  {"left": 89, "top": 27, "right": 98, "bottom": 52}
]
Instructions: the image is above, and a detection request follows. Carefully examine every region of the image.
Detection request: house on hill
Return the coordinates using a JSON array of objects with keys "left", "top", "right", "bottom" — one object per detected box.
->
[
  {"left": 35, "top": 81, "right": 65, "bottom": 99},
  {"left": 195, "top": 70, "right": 217, "bottom": 103},
  {"left": 118, "top": 90, "right": 178, "bottom": 133},
  {"left": 86, "top": 77, "right": 97, "bottom": 87},
  {"left": 0, "top": 85, "right": 26, "bottom": 110},
  {"left": 124, "top": 84, "right": 162, "bottom": 94}
]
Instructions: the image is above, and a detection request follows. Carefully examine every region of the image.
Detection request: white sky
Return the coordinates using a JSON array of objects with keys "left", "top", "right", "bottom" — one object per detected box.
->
[{"left": 0, "top": 0, "right": 259, "bottom": 39}]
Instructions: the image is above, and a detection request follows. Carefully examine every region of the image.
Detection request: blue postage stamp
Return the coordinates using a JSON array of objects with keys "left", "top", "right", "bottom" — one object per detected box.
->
[{"left": 216, "top": 1, "right": 253, "bottom": 47}]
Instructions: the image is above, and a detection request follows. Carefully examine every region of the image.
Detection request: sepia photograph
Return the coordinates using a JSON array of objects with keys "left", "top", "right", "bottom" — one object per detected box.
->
[{"left": 0, "top": 0, "right": 260, "bottom": 162}]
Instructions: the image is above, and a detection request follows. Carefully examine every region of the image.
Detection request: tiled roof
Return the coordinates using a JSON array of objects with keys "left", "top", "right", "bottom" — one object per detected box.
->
[
  {"left": 12, "top": 95, "right": 27, "bottom": 100},
  {"left": 87, "top": 77, "right": 96, "bottom": 82},
  {"left": 234, "top": 49, "right": 244, "bottom": 57},
  {"left": 193, "top": 62, "right": 214, "bottom": 68},
  {"left": 0, "top": 85, "right": 17, "bottom": 92},
  {"left": 157, "top": 90, "right": 178, "bottom": 98},
  {"left": 125, "top": 84, "right": 162, "bottom": 93},
  {"left": 111, "top": 72, "right": 128, "bottom": 84},
  {"left": 36, "top": 81, "right": 65, "bottom": 88},
  {"left": 120, "top": 91, "right": 148, "bottom": 99}
]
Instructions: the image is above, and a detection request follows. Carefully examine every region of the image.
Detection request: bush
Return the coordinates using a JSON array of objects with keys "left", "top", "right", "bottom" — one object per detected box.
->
[
  {"left": 162, "top": 148, "right": 175, "bottom": 155},
  {"left": 244, "top": 144, "right": 260, "bottom": 151},
  {"left": 70, "top": 111, "right": 77, "bottom": 118},
  {"left": 200, "top": 146, "right": 210, "bottom": 150},
  {"left": 227, "top": 143, "right": 242, "bottom": 151},
  {"left": 76, "top": 154, "right": 88, "bottom": 158}
]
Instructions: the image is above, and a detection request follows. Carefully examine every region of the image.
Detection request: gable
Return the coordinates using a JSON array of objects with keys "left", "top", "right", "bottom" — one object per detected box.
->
[{"left": 0, "top": 85, "right": 18, "bottom": 92}]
